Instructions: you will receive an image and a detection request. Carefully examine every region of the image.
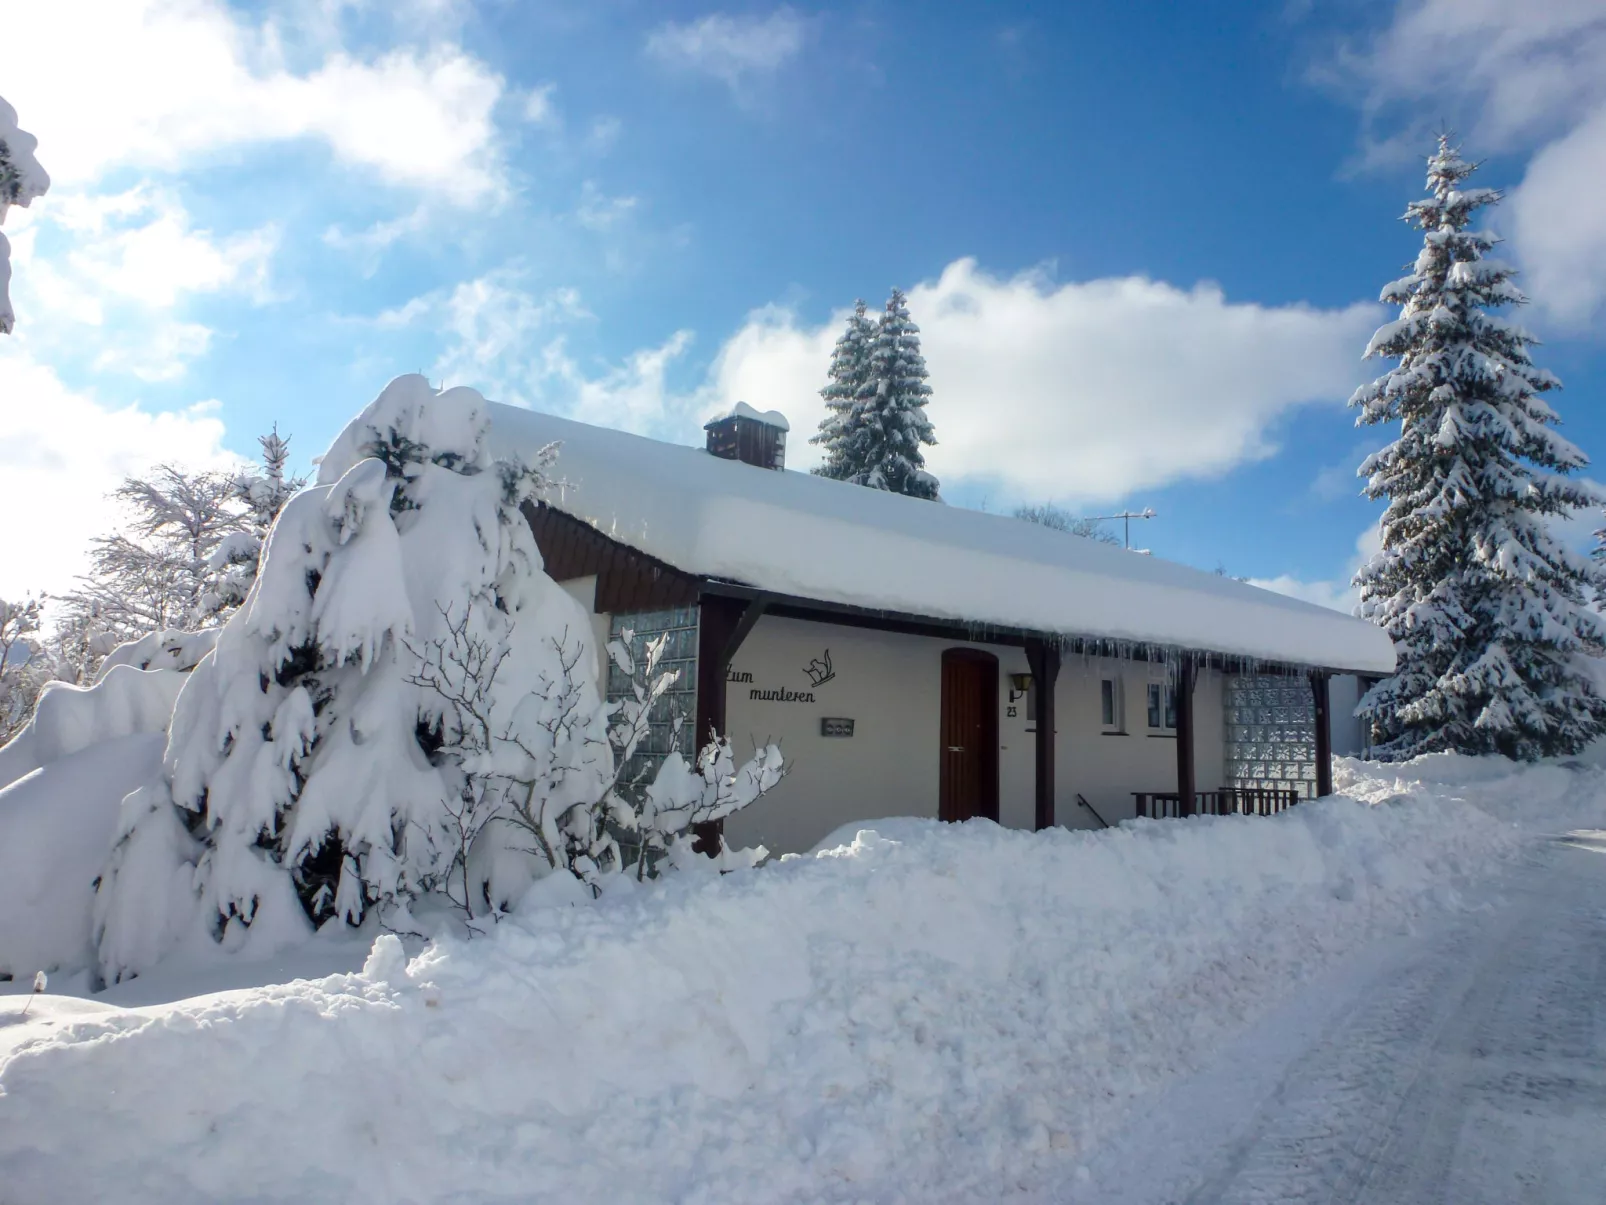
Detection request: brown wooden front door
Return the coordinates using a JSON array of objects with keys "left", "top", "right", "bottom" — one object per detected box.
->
[{"left": 940, "top": 648, "right": 999, "bottom": 823}]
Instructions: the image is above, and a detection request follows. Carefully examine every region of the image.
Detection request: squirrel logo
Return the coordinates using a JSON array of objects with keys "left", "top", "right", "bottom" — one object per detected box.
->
[{"left": 802, "top": 649, "right": 835, "bottom": 688}]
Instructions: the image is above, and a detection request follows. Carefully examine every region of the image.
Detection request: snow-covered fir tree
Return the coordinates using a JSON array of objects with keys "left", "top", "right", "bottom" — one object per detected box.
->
[
  {"left": 810, "top": 299, "right": 877, "bottom": 479},
  {"left": 94, "top": 376, "right": 781, "bottom": 982},
  {"left": 1352, "top": 136, "right": 1606, "bottom": 761},
  {"left": 0, "top": 95, "right": 49, "bottom": 335},
  {"left": 814, "top": 289, "right": 940, "bottom": 499}
]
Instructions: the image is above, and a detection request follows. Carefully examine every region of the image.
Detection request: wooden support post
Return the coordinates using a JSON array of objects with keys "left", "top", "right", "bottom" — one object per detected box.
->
[
  {"left": 691, "top": 593, "right": 764, "bottom": 856},
  {"left": 1311, "top": 671, "right": 1333, "bottom": 800},
  {"left": 1175, "top": 660, "right": 1196, "bottom": 817},
  {"left": 1025, "top": 639, "right": 1060, "bottom": 831}
]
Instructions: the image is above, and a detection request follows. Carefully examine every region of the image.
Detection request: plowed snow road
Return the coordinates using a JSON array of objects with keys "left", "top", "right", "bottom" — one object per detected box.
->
[{"left": 1058, "top": 831, "right": 1606, "bottom": 1205}]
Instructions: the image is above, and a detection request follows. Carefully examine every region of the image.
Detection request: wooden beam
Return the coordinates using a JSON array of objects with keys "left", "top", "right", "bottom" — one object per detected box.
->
[
  {"left": 1025, "top": 639, "right": 1060, "bottom": 831},
  {"left": 1311, "top": 671, "right": 1333, "bottom": 799},
  {"left": 690, "top": 593, "right": 763, "bottom": 856},
  {"left": 1175, "top": 660, "right": 1196, "bottom": 817}
]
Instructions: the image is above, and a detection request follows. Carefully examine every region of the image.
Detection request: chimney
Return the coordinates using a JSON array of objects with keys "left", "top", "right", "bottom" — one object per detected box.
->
[{"left": 704, "top": 402, "right": 788, "bottom": 470}]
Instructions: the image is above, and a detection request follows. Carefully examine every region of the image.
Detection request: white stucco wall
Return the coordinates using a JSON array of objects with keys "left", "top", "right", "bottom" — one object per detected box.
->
[
  {"left": 716, "top": 616, "right": 1216, "bottom": 854},
  {"left": 719, "top": 616, "right": 1037, "bottom": 855},
  {"left": 1050, "top": 659, "right": 1224, "bottom": 831},
  {"left": 568, "top": 589, "right": 1232, "bottom": 855}
]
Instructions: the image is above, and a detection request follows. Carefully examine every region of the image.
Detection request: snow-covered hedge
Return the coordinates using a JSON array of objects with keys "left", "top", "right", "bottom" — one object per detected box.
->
[{"left": 5, "top": 756, "right": 1595, "bottom": 1204}]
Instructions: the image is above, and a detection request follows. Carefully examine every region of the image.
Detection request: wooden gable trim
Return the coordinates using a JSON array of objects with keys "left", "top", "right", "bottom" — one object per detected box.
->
[{"left": 521, "top": 501, "right": 700, "bottom": 613}]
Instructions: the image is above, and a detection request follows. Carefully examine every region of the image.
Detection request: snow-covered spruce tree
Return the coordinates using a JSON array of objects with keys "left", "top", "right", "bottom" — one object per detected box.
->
[
  {"left": 817, "top": 288, "right": 940, "bottom": 499},
  {"left": 810, "top": 299, "right": 877, "bottom": 480},
  {"left": 1352, "top": 137, "right": 1606, "bottom": 761},
  {"left": 0, "top": 95, "right": 49, "bottom": 335},
  {"left": 93, "top": 376, "right": 781, "bottom": 981}
]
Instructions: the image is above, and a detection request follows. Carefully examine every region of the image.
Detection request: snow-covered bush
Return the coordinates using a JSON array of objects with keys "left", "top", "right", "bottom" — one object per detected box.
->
[
  {"left": 0, "top": 94, "right": 49, "bottom": 335},
  {"left": 93, "top": 376, "right": 780, "bottom": 983}
]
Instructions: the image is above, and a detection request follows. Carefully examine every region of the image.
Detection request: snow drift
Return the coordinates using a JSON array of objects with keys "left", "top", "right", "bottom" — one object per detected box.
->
[
  {"left": 0, "top": 662, "right": 193, "bottom": 792},
  {"left": 0, "top": 633, "right": 214, "bottom": 979},
  {"left": 4, "top": 756, "right": 1590, "bottom": 1205},
  {"left": 0, "top": 734, "right": 165, "bottom": 981}
]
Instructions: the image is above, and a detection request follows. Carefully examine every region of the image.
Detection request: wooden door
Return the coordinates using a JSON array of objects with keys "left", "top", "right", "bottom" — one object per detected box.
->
[{"left": 940, "top": 649, "right": 999, "bottom": 823}]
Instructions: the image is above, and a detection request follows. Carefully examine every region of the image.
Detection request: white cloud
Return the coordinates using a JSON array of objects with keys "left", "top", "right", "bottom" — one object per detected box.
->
[
  {"left": 92, "top": 322, "right": 216, "bottom": 383},
  {"left": 548, "top": 331, "right": 696, "bottom": 432},
  {"left": 522, "top": 83, "right": 558, "bottom": 126},
  {"left": 0, "top": 349, "right": 244, "bottom": 598},
  {"left": 376, "top": 268, "right": 594, "bottom": 403},
  {"left": 322, "top": 205, "right": 433, "bottom": 273},
  {"left": 3, "top": 0, "right": 508, "bottom": 204},
  {"left": 575, "top": 181, "right": 640, "bottom": 232},
  {"left": 1344, "top": 0, "right": 1606, "bottom": 328},
  {"left": 699, "top": 260, "right": 1380, "bottom": 501},
  {"left": 8, "top": 187, "right": 276, "bottom": 380},
  {"left": 588, "top": 116, "right": 624, "bottom": 153},
  {"left": 388, "top": 258, "right": 1376, "bottom": 504},
  {"left": 48, "top": 187, "right": 278, "bottom": 309},
  {"left": 1508, "top": 108, "right": 1606, "bottom": 326},
  {"left": 1249, "top": 528, "right": 1380, "bottom": 616},
  {"left": 646, "top": 8, "right": 807, "bottom": 90}
]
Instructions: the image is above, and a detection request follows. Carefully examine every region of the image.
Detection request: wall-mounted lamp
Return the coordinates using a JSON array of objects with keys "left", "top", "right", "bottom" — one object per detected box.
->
[{"left": 1008, "top": 672, "right": 1033, "bottom": 703}]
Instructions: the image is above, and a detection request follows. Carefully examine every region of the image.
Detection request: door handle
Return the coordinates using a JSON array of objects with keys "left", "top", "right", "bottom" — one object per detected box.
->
[{"left": 947, "top": 746, "right": 966, "bottom": 752}]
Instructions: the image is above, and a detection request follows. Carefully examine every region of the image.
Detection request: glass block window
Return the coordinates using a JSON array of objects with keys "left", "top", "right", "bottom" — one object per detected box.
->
[
  {"left": 1224, "top": 675, "right": 1318, "bottom": 799},
  {"left": 606, "top": 607, "right": 699, "bottom": 800}
]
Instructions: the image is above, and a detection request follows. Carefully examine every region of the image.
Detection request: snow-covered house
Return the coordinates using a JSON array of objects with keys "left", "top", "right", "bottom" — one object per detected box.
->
[{"left": 491, "top": 405, "right": 1395, "bottom": 855}]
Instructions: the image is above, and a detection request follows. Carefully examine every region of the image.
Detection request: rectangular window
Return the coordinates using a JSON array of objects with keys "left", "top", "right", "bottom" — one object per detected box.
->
[
  {"left": 1147, "top": 683, "right": 1177, "bottom": 731},
  {"left": 1101, "top": 679, "right": 1116, "bottom": 727}
]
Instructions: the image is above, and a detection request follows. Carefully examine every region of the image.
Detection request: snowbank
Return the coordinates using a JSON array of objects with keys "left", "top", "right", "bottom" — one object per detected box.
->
[
  {"left": 0, "top": 664, "right": 187, "bottom": 791},
  {"left": 0, "top": 734, "right": 164, "bottom": 980},
  {"left": 4, "top": 756, "right": 1587, "bottom": 1205}
]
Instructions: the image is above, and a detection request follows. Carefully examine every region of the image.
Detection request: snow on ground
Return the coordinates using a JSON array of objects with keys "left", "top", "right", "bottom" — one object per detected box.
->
[{"left": 2, "top": 755, "right": 1603, "bottom": 1204}]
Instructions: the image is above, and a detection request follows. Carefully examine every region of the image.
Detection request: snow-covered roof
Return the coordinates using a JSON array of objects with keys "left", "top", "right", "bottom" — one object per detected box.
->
[{"left": 489, "top": 405, "right": 1396, "bottom": 674}]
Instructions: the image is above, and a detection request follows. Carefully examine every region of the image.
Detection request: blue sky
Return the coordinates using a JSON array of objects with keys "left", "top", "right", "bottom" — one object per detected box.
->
[{"left": 3, "top": 0, "right": 1604, "bottom": 608}]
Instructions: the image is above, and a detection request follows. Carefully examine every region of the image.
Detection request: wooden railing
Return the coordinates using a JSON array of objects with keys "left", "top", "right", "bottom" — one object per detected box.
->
[{"left": 1133, "top": 787, "right": 1301, "bottom": 819}]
